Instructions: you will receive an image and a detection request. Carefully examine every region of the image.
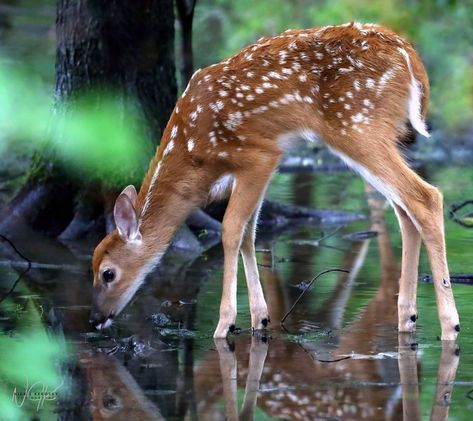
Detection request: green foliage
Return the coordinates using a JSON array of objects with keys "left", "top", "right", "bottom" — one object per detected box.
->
[
  {"left": 0, "top": 273, "right": 70, "bottom": 421},
  {"left": 0, "top": 63, "right": 150, "bottom": 186},
  {"left": 0, "top": 64, "right": 52, "bottom": 157},
  {"left": 51, "top": 93, "right": 150, "bottom": 185}
]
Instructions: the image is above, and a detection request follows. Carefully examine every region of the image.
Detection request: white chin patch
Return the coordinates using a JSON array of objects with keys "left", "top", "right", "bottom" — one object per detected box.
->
[{"left": 96, "top": 318, "right": 113, "bottom": 330}]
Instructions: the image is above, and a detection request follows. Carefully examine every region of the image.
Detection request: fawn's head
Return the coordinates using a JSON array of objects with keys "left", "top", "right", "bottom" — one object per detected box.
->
[{"left": 90, "top": 185, "right": 147, "bottom": 330}]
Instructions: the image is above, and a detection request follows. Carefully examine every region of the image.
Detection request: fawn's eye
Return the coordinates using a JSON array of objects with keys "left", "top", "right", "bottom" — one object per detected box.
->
[{"left": 102, "top": 269, "right": 115, "bottom": 283}]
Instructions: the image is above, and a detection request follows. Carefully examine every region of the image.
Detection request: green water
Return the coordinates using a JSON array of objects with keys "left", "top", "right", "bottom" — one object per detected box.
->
[{"left": 1, "top": 163, "right": 472, "bottom": 420}]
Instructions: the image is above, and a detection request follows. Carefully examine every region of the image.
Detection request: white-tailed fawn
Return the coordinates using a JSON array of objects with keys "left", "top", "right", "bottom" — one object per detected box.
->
[{"left": 90, "top": 22, "right": 459, "bottom": 340}]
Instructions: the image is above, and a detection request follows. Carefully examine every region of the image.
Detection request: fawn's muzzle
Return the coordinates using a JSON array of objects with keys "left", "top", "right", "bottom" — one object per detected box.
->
[{"left": 89, "top": 310, "right": 114, "bottom": 330}]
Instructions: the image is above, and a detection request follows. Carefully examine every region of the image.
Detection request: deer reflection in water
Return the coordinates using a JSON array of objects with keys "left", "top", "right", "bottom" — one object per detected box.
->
[
  {"left": 81, "top": 352, "right": 165, "bottom": 421},
  {"left": 193, "top": 187, "right": 459, "bottom": 420},
  {"left": 80, "top": 187, "right": 459, "bottom": 420}
]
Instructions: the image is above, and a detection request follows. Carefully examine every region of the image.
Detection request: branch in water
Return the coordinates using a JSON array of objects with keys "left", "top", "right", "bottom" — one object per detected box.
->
[
  {"left": 0, "top": 234, "right": 32, "bottom": 304},
  {"left": 280, "top": 268, "right": 349, "bottom": 324}
]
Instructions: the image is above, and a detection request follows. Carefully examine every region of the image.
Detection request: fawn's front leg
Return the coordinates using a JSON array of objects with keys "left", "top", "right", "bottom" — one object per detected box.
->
[{"left": 214, "top": 155, "right": 279, "bottom": 338}]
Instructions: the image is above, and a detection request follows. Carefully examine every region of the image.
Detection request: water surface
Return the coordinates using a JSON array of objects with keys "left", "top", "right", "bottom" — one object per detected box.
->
[{"left": 1, "top": 164, "right": 473, "bottom": 420}]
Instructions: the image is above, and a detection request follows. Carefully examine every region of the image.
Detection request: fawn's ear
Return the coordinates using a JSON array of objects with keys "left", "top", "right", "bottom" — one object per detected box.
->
[
  {"left": 120, "top": 185, "right": 137, "bottom": 207},
  {"left": 114, "top": 193, "right": 141, "bottom": 242}
]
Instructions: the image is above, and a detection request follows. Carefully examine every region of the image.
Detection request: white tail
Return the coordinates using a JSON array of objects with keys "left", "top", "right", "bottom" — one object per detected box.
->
[
  {"left": 398, "top": 47, "right": 430, "bottom": 137},
  {"left": 90, "top": 22, "right": 459, "bottom": 341}
]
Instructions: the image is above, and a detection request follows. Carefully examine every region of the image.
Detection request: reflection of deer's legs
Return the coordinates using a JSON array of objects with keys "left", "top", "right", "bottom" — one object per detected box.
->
[
  {"left": 398, "top": 334, "right": 421, "bottom": 421},
  {"left": 394, "top": 204, "right": 422, "bottom": 333},
  {"left": 430, "top": 342, "right": 459, "bottom": 420},
  {"left": 241, "top": 203, "right": 270, "bottom": 330},
  {"left": 239, "top": 337, "right": 268, "bottom": 420},
  {"left": 214, "top": 339, "right": 238, "bottom": 421}
]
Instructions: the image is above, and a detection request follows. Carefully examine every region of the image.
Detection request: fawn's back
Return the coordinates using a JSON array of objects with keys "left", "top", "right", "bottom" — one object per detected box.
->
[{"left": 139, "top": 22, "right": 429, "bottom": 199}]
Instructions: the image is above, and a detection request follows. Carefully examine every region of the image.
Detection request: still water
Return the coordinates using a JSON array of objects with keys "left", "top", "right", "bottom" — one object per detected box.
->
[{"left": 1, "top": 164, "right": 472, "bottom": 420}]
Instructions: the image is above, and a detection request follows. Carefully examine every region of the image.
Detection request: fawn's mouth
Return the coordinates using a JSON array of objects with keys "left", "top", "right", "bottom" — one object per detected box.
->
[
  {"left": 90, "top": 313, "right": 114, "bottom": 330},
  {"left": 95, "top": 318, "right": 113, "bottom": 330}
]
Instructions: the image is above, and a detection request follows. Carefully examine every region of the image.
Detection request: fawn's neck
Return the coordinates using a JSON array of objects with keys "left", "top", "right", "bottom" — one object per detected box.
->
[
  {"left": 138, "top": 184, "right": 200, "bottom": 254},
  {"left": 134, "top": 154, "right": 211, "bottom": 265}
]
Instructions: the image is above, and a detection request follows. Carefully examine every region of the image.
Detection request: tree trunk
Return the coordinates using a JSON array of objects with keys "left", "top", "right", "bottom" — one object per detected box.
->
[
  {"left": 2, "top": 0, "right": 177, "bottom": 238},
  {"left": 176, "top": 0, "right": 197, "bottom": 87}
]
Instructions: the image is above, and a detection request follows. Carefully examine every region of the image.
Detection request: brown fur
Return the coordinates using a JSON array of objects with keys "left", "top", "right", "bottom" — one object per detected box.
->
[{"left": 91, "top": 22, "right": 458, "bottom": 340}]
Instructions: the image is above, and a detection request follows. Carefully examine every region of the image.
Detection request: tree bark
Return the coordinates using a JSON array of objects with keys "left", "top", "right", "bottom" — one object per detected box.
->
[
  {"left": 2, "top": 0, "right": 177, "bottom": 238},
  {"left": 176, "top": 0, "right": 197, "bottom": 87}
]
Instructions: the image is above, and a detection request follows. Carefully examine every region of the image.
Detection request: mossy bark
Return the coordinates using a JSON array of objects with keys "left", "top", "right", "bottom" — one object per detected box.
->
[{"left": 3, "top": 0, "right": 177, "bottom": 238}]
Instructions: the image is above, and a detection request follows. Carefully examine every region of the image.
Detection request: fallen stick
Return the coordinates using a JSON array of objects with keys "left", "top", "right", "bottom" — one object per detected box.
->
[
  {"left": 420, "top": 274, "right": 473, "bottom": 285},
  {"left": 280, "top": 268, "right": 349, "bottom": 324}
]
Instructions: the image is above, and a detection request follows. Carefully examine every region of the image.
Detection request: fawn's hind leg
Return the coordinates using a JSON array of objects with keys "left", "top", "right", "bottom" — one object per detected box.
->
[
  {"left": 240, "top": 202, "right": 270, "bottom": 331},
  {"left": 330, "top": 139, "right": 459, "bottom": 340},
  {"left": 394, "top": 204, "right": 422, "bottom": 333}
]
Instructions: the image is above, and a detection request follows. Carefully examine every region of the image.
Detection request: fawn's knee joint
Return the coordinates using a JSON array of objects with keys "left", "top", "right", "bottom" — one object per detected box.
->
[
  {"left": 261, "top": 317, "right": 269, "bottom": 327},
  {"left": 426, "top": 185, "right": 443, "bottom": 208},
  {"left": 410, "top": 314, "right": 417, "bottom": 323}
]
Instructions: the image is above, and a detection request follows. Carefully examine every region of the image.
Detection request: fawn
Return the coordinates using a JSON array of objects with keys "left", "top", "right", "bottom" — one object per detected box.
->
[{"left": 90, "top": 22, "right": 459, "bottom": 340}]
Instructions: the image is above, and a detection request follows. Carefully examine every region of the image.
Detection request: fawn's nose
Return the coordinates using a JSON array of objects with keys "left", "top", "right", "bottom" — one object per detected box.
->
[{"left": 89, "top": 311, "right": 113, "bottom": 330}]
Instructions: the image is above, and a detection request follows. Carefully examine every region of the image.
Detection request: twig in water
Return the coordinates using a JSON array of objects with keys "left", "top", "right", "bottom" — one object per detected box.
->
[
  {"left": 289, "top": 225, "right": 345, "bottom": 248},
  {"left": 315, "top": 224, "right": 345, "bottom": 244},
  {"left": 449, "top": 200, "right": 473, "bottom": 228},
  {"left": 280, "top": 268, "right": 349, "bottom": 324},
  {"left": 0, "top": 234, "right": 32, "bottom": 304},
  {"left": 314, "top": 356, "right": 351, "bottom": 363}
]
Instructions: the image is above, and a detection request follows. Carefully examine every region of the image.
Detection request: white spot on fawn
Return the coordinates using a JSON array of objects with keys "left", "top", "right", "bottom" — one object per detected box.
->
[
  {"left": 377, "top": 69, "right": 396, "bottom": 96},
  {"left": 303, "top": 96, "right": 313, "bottom": 104},
  {"left": 351, "top": 113, "right": 364, "bottom": 123},
  {"left": 210, "top": 100, "right": 225, "bottom": 113},
  {"left": 163, "top": 139, "right": 175, "bottom": 156},
  {"left": 187, "top": 138, "right": 195, "bottom": 152}
]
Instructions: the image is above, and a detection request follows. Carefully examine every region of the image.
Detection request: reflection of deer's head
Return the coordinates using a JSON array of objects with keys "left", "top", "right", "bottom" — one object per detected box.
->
[{"left": 82, "top": 352, "right": 164, "bottom": 421}]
